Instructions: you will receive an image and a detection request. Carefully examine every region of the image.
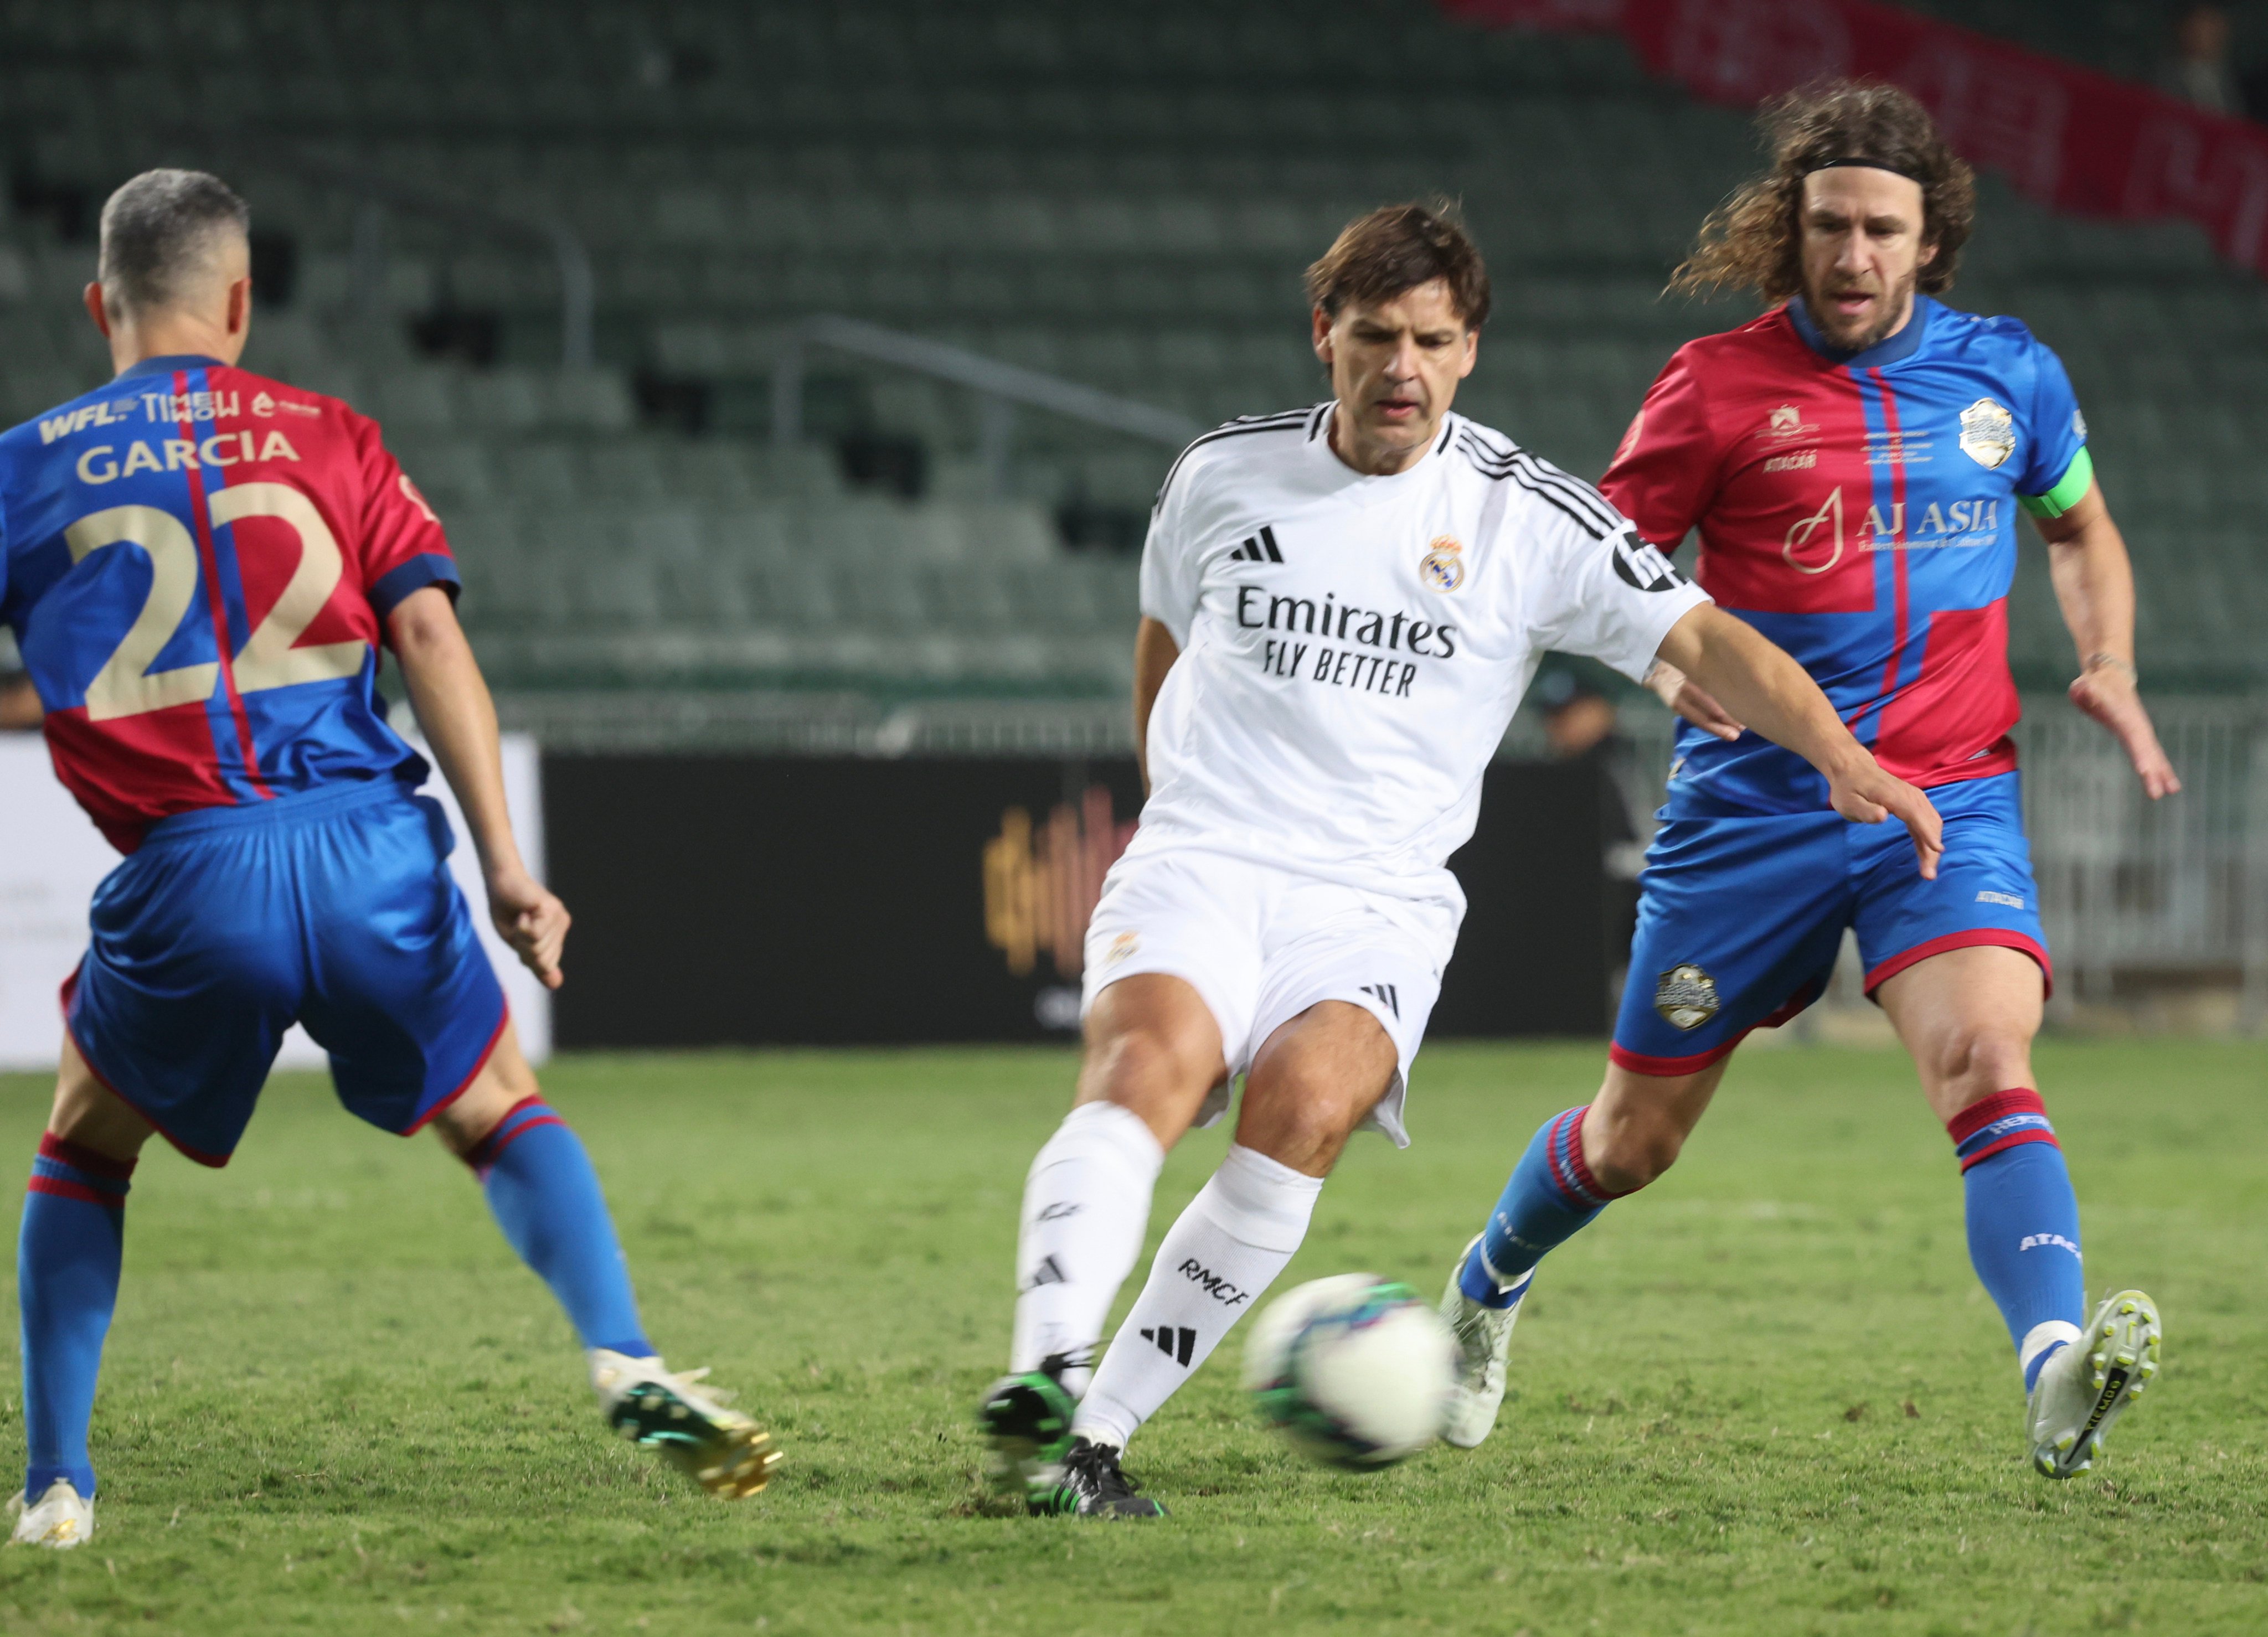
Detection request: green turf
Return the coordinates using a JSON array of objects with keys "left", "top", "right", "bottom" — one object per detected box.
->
[{"left": 0, "top": 1040, "right": 2260, "bottom": 1635}]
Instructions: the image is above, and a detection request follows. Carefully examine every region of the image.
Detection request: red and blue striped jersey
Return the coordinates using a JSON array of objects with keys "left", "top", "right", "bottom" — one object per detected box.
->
[
  {"left": 1602, "top": 296, "right": 2090, "bottom": 812},
  {"left": 0, "top": 354, "right": 459, "bottom": 851}
]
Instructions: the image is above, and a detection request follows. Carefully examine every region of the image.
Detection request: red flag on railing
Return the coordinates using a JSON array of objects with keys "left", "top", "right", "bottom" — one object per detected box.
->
[{"left": 1443, "top": 0, "right": 2268, "bottom": 278}]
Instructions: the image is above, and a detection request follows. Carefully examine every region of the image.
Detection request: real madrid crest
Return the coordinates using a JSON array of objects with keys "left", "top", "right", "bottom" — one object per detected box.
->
[
  {"left": 1653, "top": 963, "right": 1720, "bottom": 1031},
  {"left": 1958, "top": 398, "right": 2017, "bottom": 469},
  {"left": 1419, "top": 534, "right": 1465, "bottom": 593}
]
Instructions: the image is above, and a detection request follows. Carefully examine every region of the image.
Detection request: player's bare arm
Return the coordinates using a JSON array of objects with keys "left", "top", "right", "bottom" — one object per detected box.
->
[
  {"left": 1653, "top": 603, "right": 1944, "bottom": 876},
  {"left": 2032, "top": 484, "right": 2179, "bottom": 799},
  {"left": 1131, "top": 616, "right": 1178, "bottom": 794},
  {"left": 387, "top": 585, "right": 570, "bottom": 989},
  {"left": 1643, "top": 655, "right": 1743, "bottom": 742}
]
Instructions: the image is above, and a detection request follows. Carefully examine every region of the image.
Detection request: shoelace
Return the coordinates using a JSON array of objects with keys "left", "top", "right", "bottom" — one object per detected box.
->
[{"left": 1065, "top": 1442, "right": 1142, "bottom": 1501}]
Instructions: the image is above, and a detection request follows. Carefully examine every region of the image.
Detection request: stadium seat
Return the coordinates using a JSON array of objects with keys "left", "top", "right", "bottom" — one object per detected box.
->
[{"left": 0, "top": 0, "right": 2261, "bottom": 698}]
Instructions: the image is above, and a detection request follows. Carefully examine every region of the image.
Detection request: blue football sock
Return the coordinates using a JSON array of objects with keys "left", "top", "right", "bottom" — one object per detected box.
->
[
  {"left": 470, "top": 1099, "right": 651, "bottom": 1358},
  {"left": 1457, "top": 1107, "right": 1627, "bottom": 1310},
  {"left": 19, "top": 1135, "right": 135, "bottom": 1500},
  {"left": 1949, "top": 1089, "right": 2087, "bottom": 1389}
]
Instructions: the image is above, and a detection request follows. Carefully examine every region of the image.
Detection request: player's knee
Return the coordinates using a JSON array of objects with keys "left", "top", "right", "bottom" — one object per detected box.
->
[
  {"left": 1921, "top": 1021, "right": 2032, "bottom": 1099},
  {"left": 1585, "top": 1107, "right": 1686, "bottom": 1192},
  {"left": 1081, "top": 1024, "right": 1215, "bottom": 1112},
  {"left": 427, "top": 1068, "right": 533, "bottom": 1160},
  {"left": 45, "top": 1057, "right": 153, "bottom": 1163},
  {"left": 1236, "top": 1081, "right": 1360, "bottom": 1175}
]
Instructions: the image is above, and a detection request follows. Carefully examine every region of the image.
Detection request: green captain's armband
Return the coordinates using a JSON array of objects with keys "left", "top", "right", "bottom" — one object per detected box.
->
[{"left": 2017, "top": 445, "right": 2094, "bottom": 519}]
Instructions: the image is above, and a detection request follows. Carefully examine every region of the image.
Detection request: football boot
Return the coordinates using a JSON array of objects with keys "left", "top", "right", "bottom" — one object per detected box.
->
[
  {"left": 1437, "top": 1233, "right": 1529, "bottom": 1449},
  {"left": 1026, "top": 1437, "right": 1166, "bottom": 1519},
  {"left": 7, "top": 1479, "right": 92, "bottom": 1550},
  {"left": 590, "top": 1349, "right": 780, "bottom": 1498},
  {"left": 976, "top": 1354, "right": 1080, "bottom": 1503},
  {"left": 2025, "top": 1289, "right": 2162, "bottom": 1479}
]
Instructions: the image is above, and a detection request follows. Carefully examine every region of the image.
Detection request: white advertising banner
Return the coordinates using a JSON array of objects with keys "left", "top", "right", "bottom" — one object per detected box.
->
[{"left": 0, "top": 734, "right": 549, "bottom": 1071}]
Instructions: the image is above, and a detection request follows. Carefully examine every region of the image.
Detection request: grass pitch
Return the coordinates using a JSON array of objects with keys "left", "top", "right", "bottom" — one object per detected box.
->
[{"left": 0, "top": 1040, "right": 2260, "bottom": 1635}]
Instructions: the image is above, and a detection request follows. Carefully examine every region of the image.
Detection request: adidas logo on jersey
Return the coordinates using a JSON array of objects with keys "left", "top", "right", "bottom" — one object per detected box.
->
[
  {"left": 1359, "top": 983, "right": 1400, "bottom": 1020},
  {"left": 1229, "top": 526, "right": 1284, "bottom": 564}
]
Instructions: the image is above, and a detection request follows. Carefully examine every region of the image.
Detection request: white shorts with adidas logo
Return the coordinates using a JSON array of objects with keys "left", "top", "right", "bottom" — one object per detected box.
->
[{"left": 1078, "top": 844, "right": 1453, "bottom": 1148}]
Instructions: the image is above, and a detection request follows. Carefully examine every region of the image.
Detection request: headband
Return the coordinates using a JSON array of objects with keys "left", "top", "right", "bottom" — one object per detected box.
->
[{"left": 1805, "top": 156, "right": 1927, "bottom": 183}]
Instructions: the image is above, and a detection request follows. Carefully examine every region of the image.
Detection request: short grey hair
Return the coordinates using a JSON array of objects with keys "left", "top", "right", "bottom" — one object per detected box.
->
[{"left": 97, "top": 169, "right": 250, "bottom": 316}]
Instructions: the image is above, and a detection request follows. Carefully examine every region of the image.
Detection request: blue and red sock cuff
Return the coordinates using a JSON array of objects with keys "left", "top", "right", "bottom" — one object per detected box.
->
[
  {"left": 1543, "top": 1106, "right": 1631, "bottom": 1210},
  {"left": 465, "top": 1096, "right": 568, "bottom": 1177},
  {"left": 28, "top": 1134, "right": 136, "bottom": 1211},
  {"left": 1947, "top": 1088, "right": 2060, "bottom": 1173}
]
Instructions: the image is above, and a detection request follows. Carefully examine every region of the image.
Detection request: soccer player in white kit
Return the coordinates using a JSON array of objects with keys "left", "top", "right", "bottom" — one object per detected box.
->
[{"left": 978, "top": 204, "right": 1945, "bottom": 1517}]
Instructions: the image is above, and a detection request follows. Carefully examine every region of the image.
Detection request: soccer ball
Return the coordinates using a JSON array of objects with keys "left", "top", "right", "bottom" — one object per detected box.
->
[{"left": 1241, "top": 1273, "right": 1456, "bottom": 1469}]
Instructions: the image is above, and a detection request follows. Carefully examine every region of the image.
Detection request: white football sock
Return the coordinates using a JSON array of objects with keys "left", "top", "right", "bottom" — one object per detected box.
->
[
  {"left": 1011, "top": 1101, "right": 1166, "bottom": 1393},
  {"left": 1073, "top": 1143, "right": 1323, "bottom": 1450}
]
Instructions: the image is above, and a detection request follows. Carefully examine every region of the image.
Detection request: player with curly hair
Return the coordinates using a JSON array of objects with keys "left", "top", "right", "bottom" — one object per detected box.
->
[{"left": 1438, "top": 81, "right": 2175, "bottom": 1481}]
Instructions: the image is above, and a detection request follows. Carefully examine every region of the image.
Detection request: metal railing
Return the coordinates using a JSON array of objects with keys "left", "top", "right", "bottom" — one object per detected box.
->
[
  {"left": 1622, "top": 693, "right": 2268, "bottom": 1031},
  {"left": 187, "top": 139, "right": 599, "bottom": 369},
  {"left": 307, "top": 157, "right": 596, "bottom": 370},
  {"left": 769, "top": 314, "right": 1205, "bottom": 497}
]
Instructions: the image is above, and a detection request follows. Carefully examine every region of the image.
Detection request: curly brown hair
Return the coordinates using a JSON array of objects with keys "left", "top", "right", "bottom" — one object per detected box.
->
[{"left": 1668, "top": 80, "right": 1976, "bottom": 303}]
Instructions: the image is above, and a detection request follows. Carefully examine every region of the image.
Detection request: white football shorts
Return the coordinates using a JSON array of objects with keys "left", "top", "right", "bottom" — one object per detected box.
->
[{"left": 1078, "top": 845, "right": 1456, "bottom": 1147}]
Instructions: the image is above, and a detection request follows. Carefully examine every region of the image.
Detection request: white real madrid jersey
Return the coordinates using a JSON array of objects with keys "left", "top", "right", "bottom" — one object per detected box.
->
[{"left": 1131, "top": 402, "right": 1710, "bottom": 910}]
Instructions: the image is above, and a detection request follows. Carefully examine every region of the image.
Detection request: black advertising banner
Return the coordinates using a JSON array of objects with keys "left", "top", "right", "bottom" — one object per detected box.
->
[{"left": 545, "top": 755, "right": 1605, "bottom": 1049}]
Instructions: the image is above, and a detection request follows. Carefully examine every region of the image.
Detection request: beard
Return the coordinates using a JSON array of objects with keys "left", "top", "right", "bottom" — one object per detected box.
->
[{"left": 1810, "top": 266, "right": 1920, "bottom": 352}]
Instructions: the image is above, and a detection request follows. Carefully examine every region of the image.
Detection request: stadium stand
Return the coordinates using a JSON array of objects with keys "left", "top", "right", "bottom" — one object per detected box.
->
[{"left": 3, "top": 0, "right": 2265, "bottom": 719}]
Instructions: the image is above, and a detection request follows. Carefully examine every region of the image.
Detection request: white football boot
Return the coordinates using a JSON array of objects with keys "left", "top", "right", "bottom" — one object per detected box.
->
[
  {"left": 589, "top": 1349, "right": 781, "bottom": 1498},
  {"left": 2025, "top": 1289, "right": 2162, "bottom": 1479},
  {"left": 8, "top": 1479, "right": 92, "bottom": 1549},
  {"left": 1437, "top": 1234, "right": 1532, "bottom": 1449}
]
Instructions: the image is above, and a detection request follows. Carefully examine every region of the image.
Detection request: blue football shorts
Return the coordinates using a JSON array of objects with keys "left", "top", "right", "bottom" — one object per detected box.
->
[
  {"left": 64, "top": 777, "right": 508, "bottom": 1165},
  {"left": 1610, "top": 771, "right": 2049, "bottom": 1076}
]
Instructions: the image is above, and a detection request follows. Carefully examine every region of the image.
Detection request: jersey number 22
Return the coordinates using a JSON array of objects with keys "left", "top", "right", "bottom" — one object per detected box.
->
[{"left": 63, "top": 484, "right": 365, "bottom": 722}]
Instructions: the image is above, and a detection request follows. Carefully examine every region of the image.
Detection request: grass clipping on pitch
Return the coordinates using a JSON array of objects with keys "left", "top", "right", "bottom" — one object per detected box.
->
[{"left": 0, "top": 1040, "right": 2260, "bottom": 1635}]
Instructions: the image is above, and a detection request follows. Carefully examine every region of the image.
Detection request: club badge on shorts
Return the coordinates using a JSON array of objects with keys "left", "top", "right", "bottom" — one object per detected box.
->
[
  {"left": 1654, "top": 963, "right": 1720, "bottom": 1031},
  {"left": 1958, "top": 398, "right": 2016, "bottom": 469},
  {"left": 1419, "top": 535, "right": 1464, "bottom": 593}
]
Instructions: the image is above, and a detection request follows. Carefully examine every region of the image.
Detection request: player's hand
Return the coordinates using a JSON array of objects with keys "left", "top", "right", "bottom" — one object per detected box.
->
[
  {"left": 1825, "top": 754, "right": 1945, "bottom": 880},
  {"left": 2068, "top": 664, "right": 2181, "bottom": 800},
  {"left": 1646, "top": 660, "right": 1744, "bottom": 741},
  {"left": 486, "top": 867, "right": 570, "bottom": 990}
]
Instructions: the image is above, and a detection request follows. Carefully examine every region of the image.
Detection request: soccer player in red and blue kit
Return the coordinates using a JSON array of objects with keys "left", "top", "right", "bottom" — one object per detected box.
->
[
  {"left": 0, "top": 171, "right": 776, "bottom": 1548},
  {"left": 1437, "top": 85, "right": 2176, "bottom": 1478}
]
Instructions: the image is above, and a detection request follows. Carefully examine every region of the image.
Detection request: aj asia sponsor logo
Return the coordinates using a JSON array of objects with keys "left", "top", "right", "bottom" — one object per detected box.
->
[{"left": 1782, "top": 487, "right": 2005, "bottom": 572}]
